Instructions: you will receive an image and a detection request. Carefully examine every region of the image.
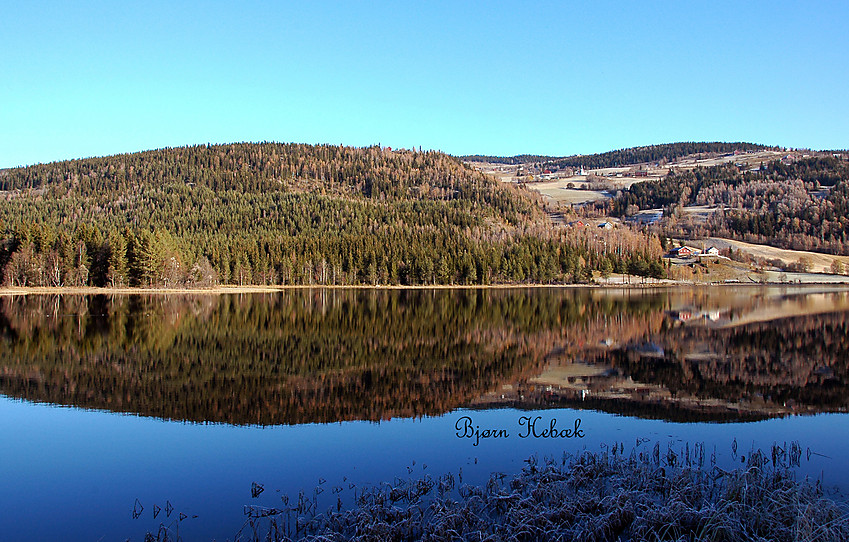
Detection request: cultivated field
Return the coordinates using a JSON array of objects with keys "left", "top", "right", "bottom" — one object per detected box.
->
[
  {"left": 530, "top": 176, "right": 660, "bottom": 204},
  {"left": 532, "top": 180, "right": 609, "bottom": 204},
  {"left": 471, "top": 162, "right": 521, "bottom": 182}
]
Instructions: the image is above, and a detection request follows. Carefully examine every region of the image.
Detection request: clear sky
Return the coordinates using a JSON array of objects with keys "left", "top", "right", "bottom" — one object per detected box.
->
[{"left": 2, "top": 1, "right": 847, "bottom": 167}]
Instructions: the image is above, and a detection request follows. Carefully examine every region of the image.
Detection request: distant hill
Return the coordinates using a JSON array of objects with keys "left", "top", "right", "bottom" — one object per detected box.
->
[
  {"left": 462, "top": 142, "right": 775, "bottom": 169},
  {"left": 0, "top": 142, "right": 664, "bottom": 287}
]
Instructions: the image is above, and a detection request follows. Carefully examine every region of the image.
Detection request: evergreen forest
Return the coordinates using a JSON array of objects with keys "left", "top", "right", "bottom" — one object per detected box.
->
[{"left": 0, "top": 142, "right": 664, "bottom": 287}]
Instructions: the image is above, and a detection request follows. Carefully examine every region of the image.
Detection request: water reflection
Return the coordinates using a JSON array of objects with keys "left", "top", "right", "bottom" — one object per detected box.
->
[{"left": 1, "top": 287, "right": 848, "bottom": 425}]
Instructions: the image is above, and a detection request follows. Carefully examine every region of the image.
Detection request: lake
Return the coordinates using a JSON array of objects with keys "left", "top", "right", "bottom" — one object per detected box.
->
[{"left": 1, "top": 286, "right": 848, "bottom": 541}]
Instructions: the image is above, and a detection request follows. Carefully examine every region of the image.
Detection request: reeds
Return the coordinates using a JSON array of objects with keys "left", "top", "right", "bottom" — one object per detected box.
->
[{"left": 149, "top": 441, "right": 849, "bottom": 542}]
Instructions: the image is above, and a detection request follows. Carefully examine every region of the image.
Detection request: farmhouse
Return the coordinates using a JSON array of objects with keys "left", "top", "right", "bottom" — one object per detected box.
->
[{"left": 668, "top": 246, "right": 700, "bottom": 258}]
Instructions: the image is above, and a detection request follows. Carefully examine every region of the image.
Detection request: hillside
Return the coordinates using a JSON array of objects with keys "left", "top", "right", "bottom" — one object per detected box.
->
[
  {"left": 611, "top": 155, "right": 849, "bottom": 255},
  {"left": 0, "top": 143, "right": 664, "bottom": 287},
  {"left": 463, "top": 142, "right": 774, "bottom": 169}
]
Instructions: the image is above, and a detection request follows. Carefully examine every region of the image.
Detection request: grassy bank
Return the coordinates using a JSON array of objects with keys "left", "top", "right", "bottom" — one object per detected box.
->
[{"left": 215, "top": 444, "right": 849, "bottom": 542}]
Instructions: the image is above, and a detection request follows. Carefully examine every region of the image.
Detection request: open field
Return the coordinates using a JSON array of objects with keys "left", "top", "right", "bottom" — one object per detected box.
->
[
  {"left": 530, "top": 176, "right": 655, "bottom": 204},
  {"left": 468, "top": 162, "right": 521, "bottom": 182},
  {"left": 532, "top": 180, "right": 609, "bottom": 204},
  {"left": 681, "top": 204, "right": 726, "bottom": 222},
  {"left": 706, "top": 237, "right": 849, "bottom": 272}
]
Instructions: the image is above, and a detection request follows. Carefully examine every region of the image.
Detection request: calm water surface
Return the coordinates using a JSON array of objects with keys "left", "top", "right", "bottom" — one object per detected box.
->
[{"left": 1, "top": 287, "right": 848, "bottom": 541}]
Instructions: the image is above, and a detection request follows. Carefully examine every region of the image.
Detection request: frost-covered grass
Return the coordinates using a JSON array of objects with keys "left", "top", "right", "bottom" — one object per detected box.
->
[{"left": 149, "top": 442, "right": 849, "bottom": 542}]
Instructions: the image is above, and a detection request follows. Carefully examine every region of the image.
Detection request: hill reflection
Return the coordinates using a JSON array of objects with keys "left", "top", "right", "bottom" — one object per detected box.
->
[
  {"left": 1, "top": 287, "right": 848, "bottom": 425},
  {"left": 489, "top": 288, "right": 849, "bottom": 421}
]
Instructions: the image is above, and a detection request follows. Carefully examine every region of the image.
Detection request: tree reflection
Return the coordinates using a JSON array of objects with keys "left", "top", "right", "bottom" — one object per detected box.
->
[{"left": 1, "top": 288, "right": 847, "bottom": 425}]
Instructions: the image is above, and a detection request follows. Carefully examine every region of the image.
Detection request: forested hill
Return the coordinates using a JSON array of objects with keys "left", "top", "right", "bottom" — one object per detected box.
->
[
  {"left": 0, "top": 142, "right": 664, "bottom": 287},
  {"left": 463, "top": 142, "right": 774, "bottom": 168}
]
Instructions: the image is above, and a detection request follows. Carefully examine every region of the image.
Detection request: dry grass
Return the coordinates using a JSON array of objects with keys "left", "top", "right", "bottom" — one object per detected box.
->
[
  {"left": 533, "top": 185, "right": 610, "bottom": 205},
  {"left": 706, "top": 238, "right": 849, "bottom": 275},
  {"left": 204, "top": 442, "right": 849, "bottom": 542},
  {"left": 530, "top": 178, "right": 650, "bottom": 205}
]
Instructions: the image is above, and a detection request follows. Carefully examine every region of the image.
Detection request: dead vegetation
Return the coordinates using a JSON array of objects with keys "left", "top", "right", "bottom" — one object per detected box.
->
[{"left": 214, "top": 442, "right": 849, "bottom": 542}]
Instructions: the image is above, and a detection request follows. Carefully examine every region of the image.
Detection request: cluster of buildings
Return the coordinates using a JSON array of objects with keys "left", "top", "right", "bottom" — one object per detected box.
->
[
  {"left": 568, "top": 220, "right": 615, "bottom": 229},
  {"left": 667, "top": 245, "right": 720, "bottom": 259}
]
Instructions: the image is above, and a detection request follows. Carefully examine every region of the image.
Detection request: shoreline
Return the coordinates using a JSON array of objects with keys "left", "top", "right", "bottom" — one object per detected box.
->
[
  {"left": 2, "top": 280, "right": 849, "bottom": 296},
  {"left": 0, "top": 283, "right": 663, "bottom": 296}
]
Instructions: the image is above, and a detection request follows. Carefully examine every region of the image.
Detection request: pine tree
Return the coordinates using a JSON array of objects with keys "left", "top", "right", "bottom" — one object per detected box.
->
[{"left": 107, "top": 233, "right": 129, "bottom": 287}]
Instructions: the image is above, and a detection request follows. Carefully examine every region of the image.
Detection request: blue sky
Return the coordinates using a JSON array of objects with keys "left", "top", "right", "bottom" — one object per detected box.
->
[{"left": 2, "top": 1, "right": 847, "bottom": 167}]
